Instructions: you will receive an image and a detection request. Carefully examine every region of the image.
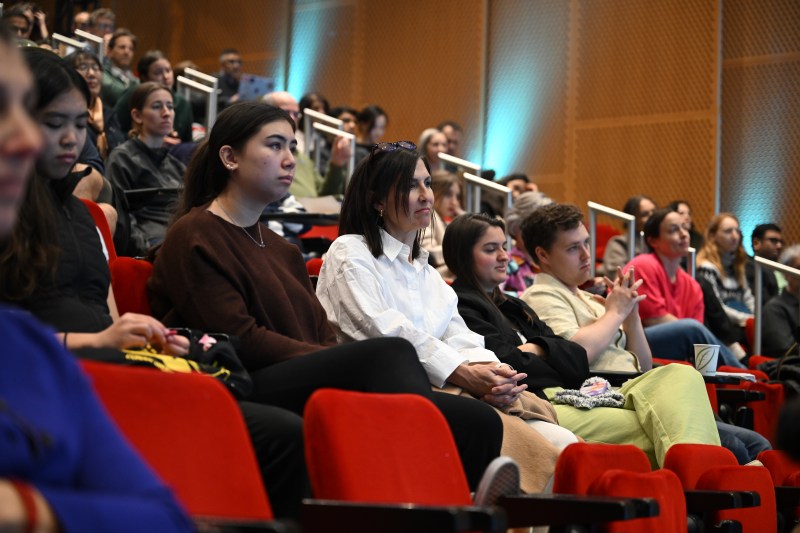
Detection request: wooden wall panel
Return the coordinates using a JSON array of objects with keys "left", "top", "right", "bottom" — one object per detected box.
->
[
  {"left": 721, "top": 0, "right": 800, "bottom": 251},
  {"left": 569, "top": 0, "right": 719, "bottom": 231},
  {"left": 485, "top": 0, "right": 569, "bottom": 200},
  {"left": 352, "top": 0, "right": 486, "bottom": 149},
  {"left": 112, "top": 0, "right": 289, "bottom": 79}
]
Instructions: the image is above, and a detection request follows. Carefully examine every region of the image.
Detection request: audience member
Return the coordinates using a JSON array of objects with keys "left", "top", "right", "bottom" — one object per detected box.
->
[
  {"left": 762, "top": 244, "right": 800, "bottom": 357},
  {"left": 444, "top": 213, "right": 751, "bottom": 467},
  {"left": 697, "top": 213, "right": 754, "bottom": 353},
  {"left": 100, "top": 28, "right": 138, "bottom": 108},
  {"left": 667, "top": 199, "right": 703, "bottom": 251},
  {"left": 0, "top": 51, "right": 307, "bottom": 518},
  {"left": 87, "top": 7, "right": 115, "bottom": 38},
  {"left": 263, "top": 91, "right": 349, "bottom": 197},
  {"left": 106, "top": 82, "right": 185, "bottom": 254},
  {"left": 437, "top": 119, "right": 463, "bottom": 157},
  {"left": 498, "top": 173, "right": 538, "bottom": 199},
  {"left": 503, "top": 191, "right": 552, "bottom": 294},
  {"left": 3, "top": 2, "right": 48, "bottom": 42},
  {"left": 625, "top": 208, "right": 745, "bottom": 367},
  {"left": 355, "top": 104, "right": 387, "bottom": 163},
  {"left": 0, "top": 49, "right": 178, "bottom": 353},
  {"left": 520, "top": 203, "right": 769, "bottom": 464},
  {"left": 602, "top": 195, "right": 656, "bottom": 280},
  {"left": 66, "top": 50, "right": 124, "bottom": 159},
  {"left": 114, "top": 50, "right": 194, "bottom": 143},
  {"left": 418, "top": 128, "right": 448, "bottom": 170},
  {"left": 0, "top": 36, "right": 192, "bottom": 531},
  {"left": 72, "top": 10, "right": 90, "bottom": 35},
  {"left": 148, "top": 103, "right": 503, "bottom": 491},
  {"left": 317, "top": 141, "right": 568, "bottom": 493},
  {"left": 746, "top": 223, "right": 784, "bottom": 306},
  {"left": 2, "top": 4, "right": 33, "bottom": 40},
  {"left": 421, "top": 169, "right": 464, "bottom": 276},
  {"left": 217, "top": 48, "right": 242, "bottom": 108},
  {"left": 330, "top": 105, "right": 358, "bottom": 135}
]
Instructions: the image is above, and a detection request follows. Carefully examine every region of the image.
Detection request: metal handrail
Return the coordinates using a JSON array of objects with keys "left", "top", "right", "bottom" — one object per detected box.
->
[
  {"left": 687, "top": 247, "right": 697, "bottom": 279},
  {"left": 753, "top": 256, "right": 800, "bottom": 354},
  {"left": 73, "top": 29, "right": 104, "bottom": 63},
  {"left": 587, "top": 202, "right": 636, "bottom": 277},
  {"left": 303, "top": 109, "right": 342, "bottom": 161},
  {"left": 181, "top": 68, "right": 218, "bottom": 130},
  {"left": 52, "top": 33, "right": 86, "bottom": 56},
  {"left": 176, "top": 75, "right": 217, "bottom": 132},
  {"left": 463, "top": 172, "right": 512, "bottom": 251},
  {"left": 438, "top": 153, "right": 481, "bottom": 211},
  {"left": 312, "top": 122, "right": 356, "bottom": 184}
]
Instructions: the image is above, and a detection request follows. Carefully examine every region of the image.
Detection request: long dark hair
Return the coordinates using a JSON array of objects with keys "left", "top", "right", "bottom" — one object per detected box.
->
[
  {"left": 0, "top": 48, "right": 90, "bottom": 302},
  {"left": 175, "top": 102, "right": 294, "bottom": 221},
  {"left": 443, "top": 213, "right": 506, "bottom": 303},
  {"left": 339, "top": 146, "right": 428, "bottom": 259}
]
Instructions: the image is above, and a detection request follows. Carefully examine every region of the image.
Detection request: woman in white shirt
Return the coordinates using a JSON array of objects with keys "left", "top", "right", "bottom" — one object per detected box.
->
[{"left": 316, "top": 141, "right": 576, "bottom": 493}]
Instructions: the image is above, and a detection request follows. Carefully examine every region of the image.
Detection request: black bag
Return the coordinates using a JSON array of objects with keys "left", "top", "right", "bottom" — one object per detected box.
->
[{"left": 123, "top": 329, "right": 253, "bottom": 399}]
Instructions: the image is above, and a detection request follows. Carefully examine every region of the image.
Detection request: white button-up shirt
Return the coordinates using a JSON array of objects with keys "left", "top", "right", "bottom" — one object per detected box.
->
[{"left": 316, "top": 230, "right": 498, "bottom": 387}]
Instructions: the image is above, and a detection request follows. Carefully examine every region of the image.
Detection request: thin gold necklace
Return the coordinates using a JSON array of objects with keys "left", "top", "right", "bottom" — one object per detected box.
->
[{"left": 214, "top": 199, "right": 266, "bottom": 248}]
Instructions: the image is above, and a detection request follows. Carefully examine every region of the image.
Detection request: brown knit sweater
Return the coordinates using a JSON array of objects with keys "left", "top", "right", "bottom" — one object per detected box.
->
[{"left": 148, "top": 206, "right": 337, "bottom": 370}]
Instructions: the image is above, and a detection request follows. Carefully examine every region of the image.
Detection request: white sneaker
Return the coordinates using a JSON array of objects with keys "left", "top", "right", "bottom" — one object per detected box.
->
[{"left": 473, "top": 456, "right": 521, "bottom": 507}]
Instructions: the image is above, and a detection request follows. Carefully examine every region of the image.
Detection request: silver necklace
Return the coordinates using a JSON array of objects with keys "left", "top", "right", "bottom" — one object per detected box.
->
[{"left": 215, "top": 199, "right": 266, "bottom": 248}]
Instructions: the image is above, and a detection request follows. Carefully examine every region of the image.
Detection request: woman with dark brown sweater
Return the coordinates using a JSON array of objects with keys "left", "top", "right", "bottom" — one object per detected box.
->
[{"left": 148, "top": 102, "right": 503, "bottom": 490}]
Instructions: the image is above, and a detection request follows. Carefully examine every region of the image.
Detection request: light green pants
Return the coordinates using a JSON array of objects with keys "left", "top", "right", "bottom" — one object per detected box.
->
[{"left": 545, "top": 364, "right": 721, "bottom": 468}]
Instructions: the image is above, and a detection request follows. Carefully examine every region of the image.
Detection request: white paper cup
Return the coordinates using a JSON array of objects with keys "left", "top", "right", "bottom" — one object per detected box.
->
[{"left": 693, "top": 344, "right": 720, "bottom": 376}]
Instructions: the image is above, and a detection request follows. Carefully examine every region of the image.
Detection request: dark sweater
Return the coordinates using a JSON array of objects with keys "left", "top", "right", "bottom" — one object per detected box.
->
[
  {"left": 452, "top": 280, "right": 590, "bottom": 397},
  {"left": 148, "top": 207, "right": 337, "bottom": 370},
  {"left": 762, "top": 289, "right": 799, "bottom": 357},
  {"left": 14, "top": 174, "right": 112, "bottom": 333}
]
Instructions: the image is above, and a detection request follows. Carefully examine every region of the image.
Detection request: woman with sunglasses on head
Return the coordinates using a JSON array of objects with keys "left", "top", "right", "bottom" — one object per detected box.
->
[
  {"left": 316, "top": 141, "right": 569, "bottom": 493},
  {"left": 148, "top": 105, "right": 503, "bottom": 492},
  {"left": 0, "top": 32, "right": 192, "bottom": 533}
]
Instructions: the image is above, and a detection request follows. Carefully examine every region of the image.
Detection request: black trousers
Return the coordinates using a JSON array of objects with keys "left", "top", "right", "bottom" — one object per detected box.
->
[
  {"left": 238, "top": 402, "right": 307, "bottom": 520},
  {"left": 249, "top": 337, "right": 503, "bottom": 489}
]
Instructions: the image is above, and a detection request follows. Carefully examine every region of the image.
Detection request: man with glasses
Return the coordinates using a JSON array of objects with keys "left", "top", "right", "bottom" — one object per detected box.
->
[{"left": 746, "top": 223, "right": 785, "bottom": 306}]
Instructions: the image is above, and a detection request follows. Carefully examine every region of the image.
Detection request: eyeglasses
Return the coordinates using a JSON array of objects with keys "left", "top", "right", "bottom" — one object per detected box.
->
[
  {"left": 370, "top": 141, "right": 416, "bottom": 158},
  {"left": 75, "top": 63, "right": 101, "bottom": 74}
]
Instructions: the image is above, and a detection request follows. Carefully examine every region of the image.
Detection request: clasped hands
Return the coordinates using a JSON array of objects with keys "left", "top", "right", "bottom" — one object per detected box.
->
[{"left": 449, "top": 361, "right": 528, "bottom": 409}]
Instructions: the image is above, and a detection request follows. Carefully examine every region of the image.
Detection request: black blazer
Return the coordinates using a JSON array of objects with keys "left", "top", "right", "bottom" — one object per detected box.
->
[{"left": 452, "top": 279, "right": 590, "bottom": 397}]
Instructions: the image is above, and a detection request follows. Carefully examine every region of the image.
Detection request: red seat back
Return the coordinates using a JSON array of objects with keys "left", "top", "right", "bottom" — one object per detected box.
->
[
  {"left": 595, "top": 223, "right": 622, "bottom": 261},
  {"left": 589, "top": 468, "right": 686, "bottom": 532},
  {"left": 80, "top": 198, "right": 117, "bottom": 262},
  {"left": 553, "top": 443, "right": 651, "bottom": 495},
  {"left": 81, "top": 361, "right": 272, "bottom": 520},
  {"left": 110, "top": 257, "right": 153, "bottom": 316},
  {"left": 697, "top": 465, "right": 777, "bottom": 531},
  {"left": 303, "top": 389, "right": 473, "bottom": 506},
  {"left": 757, "top": 449, "right": 800, "bottom": 486},
  {"left": 663, "top": 444, "right": 738, "bottom": 489}
]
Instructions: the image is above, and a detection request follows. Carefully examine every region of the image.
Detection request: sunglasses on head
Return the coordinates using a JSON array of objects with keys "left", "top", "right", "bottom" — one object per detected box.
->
[{"left": 370, "top": 141, "right": 416, "bottom": 158}]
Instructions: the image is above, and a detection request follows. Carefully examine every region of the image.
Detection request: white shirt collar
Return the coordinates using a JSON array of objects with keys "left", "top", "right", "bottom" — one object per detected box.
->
[{"left": 380, "top": 229, "right": 430, "bottom": 266}]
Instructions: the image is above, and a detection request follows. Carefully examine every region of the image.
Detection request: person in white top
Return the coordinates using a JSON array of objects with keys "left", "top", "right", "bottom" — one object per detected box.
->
[{"left": 316, "top": 141, "right": 576, "bottom": 492}]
